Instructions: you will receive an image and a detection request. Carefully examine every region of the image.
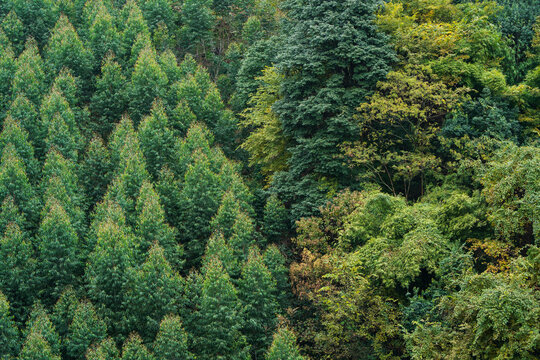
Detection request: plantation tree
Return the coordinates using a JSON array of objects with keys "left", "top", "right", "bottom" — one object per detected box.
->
[
  {"left": 90, "top": 55, "right": 128, "bottom": 138},
  {"left": 265, "top": 328, "right": 305, "bottom": 360},
  {"left": 263, "top": 245, "right": 291, "bottom": 309},
  {"left": 134, "top": 181, "right": 181, "bottom": 267},
  {"left": 271, "top": 0, "right": 395, "bottom": 218},
  {"left": 51, "top": 287, "right": 79, "bottom": 340},
  {"left": 263, "top": 195, "right": 289, "bottom": 243},
  {"left": 0, "top": 144, "right": 40, "bottom": 231},
  {"left": 128, "top": 45, "right": 168, "bottom": 126},
  {"left": 229, "top": 211, "right": 257, "bottom": 261},
  {"left": 11, "top": 0, "right": 59, "bottom": 47},
  {"left": 7, "top": 95, "right": 41, "bottom": 156},
  {"left": 51, "top": 68, "right": 80, "bottom": 110},
  {"left": 191, "top": 258, "right": 249, "bottom": 360},
  {"left": 153, "top": 315, "right": 193, "bottom": 360},
  {"left": 203, "top": 232, "right": 239, "bottom": 279},
  {"left": 0, "top": 115, "right": 39, "bottom": 181},
  {"left": 0, "top": 196, "right": 26, "bottom": 235},
  {"left": 65, "top": 300, "right": 107, "bottom": 360},
  {"left": 86, "top": 338, "right": 120, "bottom": 360},
  {"left": 120, "top": 1, "right": 151, "bottom": 62},
  {"left": 124, "top": 244, "right": 184, "bottom": 343},
  {"left": 121, "top": 334, "right": 156, "bottom": 360},
  {"left": 238, "top": 248, "right": 279, "bottom": 358},
  {"left": 12, "top": 39, "right": 45, "bottom": 109},
  {"left": 0, "top": 43, "right": 14, "bottom": 121},
  {"left": 0, "top": 291, "right": 20, "bottom": 358},
  {"left": 138, "top": 100, "right": 177, "bottom": 179},
  {"left": 1, "top": 11, "right": 25, "bottom": 54},
  {"left": 24, "top": 305, "right": 61, "bottom": 357},
  {"left": 87, "top": 3, "right": 121, "bottom": 67},
  {"left": 36, "top": 197, "right": 83, "bottom": 305},
  {"left": 210, "top": 191, "right": 242, "bottom": 240},
  {"left": 80, "top": 136, "right": 112, "bottom": 207},
  {"left": 19, "top": 331, "right": 61, "bottom": 360},
  {"left": 0, "top": 223, "right": 34, "bottom": 323},
  {"left": 179, "top": 0, "right": 214, "bottom": 58}
]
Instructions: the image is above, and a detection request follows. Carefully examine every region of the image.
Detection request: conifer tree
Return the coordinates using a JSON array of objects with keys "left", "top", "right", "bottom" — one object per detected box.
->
[
  {"left": 0, "top": 196, "right": 26, "bottom": 235},
  {"left": 156, "top": 167, "right": 183, "bottom": 230},
  {"left": 0, "top": 223, "right": 34, "bottom": 323},
  {"left": 7, "top": 95, "right": 41, "bottom": 155},
  {"left": 138, "top": 0, "right": 175, "bottom": 33},
  {"left": 124, "top": 244, "right": 184, "bottom": 343},
  {"left": 109, "top": 115, "right": 139, "bottom": 171},
  {"left": 86, "top": 338, "right": 120, "bottom": 360},
  {"left": 134, "top": 181, "right": 180, "bottom": 267},
  {"left": 45, "top": 113, "right": 81, "bottom": 162},
  {"left": 45, "top": 15, "right": 94, "bottom": 90},
  {"left": 1, "top": 10, "right": 25, "bottom": 54},
  {"left": 0, "top": 44, "right": 16, "bottom": 119},
  {"left": 192, "top": 258, "right": 249, "bottom": 360},
  {"left": 153, "top": 315, "right": 192, "bottom": 360},
  {"left": 272, "top": 0, "right": 395, "bottom": 218},
  {"left": 238, "top": 248, "right": 279, "bottom": 358},
  {"left": 158, "top": 50, "right": 183, "bottom": 94},
  {"left": 263, "top": 245, "right": 290, "bottom": 309},
  {"left": 138, "top": 100, "right": 177, "bottom": 179},
  {"left": 0, "top": 291, "right": 20, "bottom": 358},
  {"left": 24, "top": 305, "right": 61, "bottom": 357},
  {"left": 265, "top": 328, "right": 304, "bottom": 360},
  {"left": 51, "top": 287, "right": 79, "bottom": 340},
  {"left": 36, "top": 197, "right": 82, "bottom": 305},
  {"left": 0, "top": 144, "right": 40, "bottom": 231},
  {"left": 11, "top": 0, "right": 59, "bottom": 47},
  {"left": 12, "top": 38, "right": 46, "bottom": 108},
  {"left": 128, "top": 45, "right": 168, "bottom": 126},
  {"left": 19, "top": 331, "right": 61, "bottom": 360},
  {"left": 66, "top": 300, "right": 107, "bottom": 360},
  {"left": 88, "top": 4, "right": 121, "bottom": 66},
  {"left": 120, "top": 1, "right": 151, "bottom": 58},
  {"left": 263, "top": 195, "right": 289, "bottom": 243},
  {"left": 51, "top": 68, "right": 80, "bottom": 110},
  {"left": 0, "top": 115, "right": 39, "bottom": 181},
  {"left": 121, "top": 334, "right": 155, "bottom": 360},
  {"left": 86, "top": 218, "right": 136, "bottom": 340},
  {"left": 179, "top": 0, "right": 214, "bottom": 57},
  {"left": 229, "top": 211, "right": 257, "bottom": 261},
  {"left": 80, "top": 136, "right": 112, "bottom": 208},
  {"left": 210, "top": 191, "right": 241, "bottom": 240},
  {"left": 128, "top": 31, "right": 153, "bottom": 71},
  {"left": 203, "top": 232, "right": 239, "bottom": 278}
]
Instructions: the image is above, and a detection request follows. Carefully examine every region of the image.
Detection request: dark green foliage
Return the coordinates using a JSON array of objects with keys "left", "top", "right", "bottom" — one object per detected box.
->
[
  {"left": 0, "top": 115, "right": 39, "bottom": 181},
  {"left": 80, "top": 136, "right": 112, "bottom": 207},
  {"left": 65, "top": 300, "right": 107, "bottom": 360},
  {"left": 12, "top": 39, "right": 45, "bottom": 108},
  {"left": 51, "top": 287, "right": 79, "bottom": 340},
  {"left": 263, "top": 245, "right": 291, "bottom": 310},
  {"left": 1, "top": 10, "right": 25, "bottom": 54},
  {"left": 192, "top": 259, "right": 249, "bottom": 360},
  {"left": 153, "top": 315, "right": 192, "bottom": 360},
  {"left": 179, "top": 0, "right": 214, "bottom": 57},
  {"left": 121, "top": 334, "right": 155, "bottom": 360},
  {"left": 86, "top": 338, "right": 120, "bottom": 360},
  {"left": 272, "top": 0, "right": 395, "bottom": 218},
  {"left": 24, "top": 305, "right": 61, "bottom": 357},
  {"left": 0, "top": 44, "right": 15, "bottom": 120},
  {"left": 87, "top": 4, "right": 121, "bottom": 68},
  {"left": 11, "top": 0, "right": 59, "bottom": 47},
  {"left": 238, "top": 248, "right": 279, "bottom": 358},
  {"left": 263, "top": 195, "right": 289, "bottom": 243},
  {"left": 265, "top": 328, "right": 304, "bottom": 360},
  {"left": 7, "top": 95, "right": 41, "bottom": 157},
  {"left": 90, "top": 55, "right": 128, "bottom": 138},
  {"left": 0, "top": 291, "right": 20, "bottom": 358}
]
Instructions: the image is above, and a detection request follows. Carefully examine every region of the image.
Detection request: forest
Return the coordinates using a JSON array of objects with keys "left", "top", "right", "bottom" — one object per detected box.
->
[{"left": 0, "top": 0, "right": 538, "bottom": 359}]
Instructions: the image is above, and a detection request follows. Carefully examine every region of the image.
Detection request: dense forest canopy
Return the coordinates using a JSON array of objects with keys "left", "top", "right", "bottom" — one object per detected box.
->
[{"left": 0, "top": 0, "right": 538, "bottom": 359}]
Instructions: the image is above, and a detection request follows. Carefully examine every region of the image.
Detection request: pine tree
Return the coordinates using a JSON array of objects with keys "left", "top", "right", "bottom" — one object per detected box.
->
[
  {"left": 265, "top": 328, "right": 304, "bottom": 360},
  {"left": 19, "top": 331, "right": 61, "bottom": 360},
  {"left": 192, "top": 258, "right": 249, "bottom": 360},
  {"left": 0, "top": 196, "right": 26, "bottom": 235},
  {"left": 263, "top": 195, "right": 289, "bottom": 243},
  {"left": 87, "top": 3, "right": 121, "bottom": 67},
  {"left": 263, "top": 245, "right": 290, "bottom": 309},
  {"left": 203, "top": 232, "right": 239, "bottom": 278},
  {"left": 7, "top": 95, "right": 41, "bottom": 156},
  {"left": 238, "top": 248, "right": 279, "bottom": 358},
  {"left": 86, "top": 337, "right": 120, "bottom": 360},
  {"left": 90, "top": 55, "right": 128, "bottom": 138},
  {"left": 0, "top": 291, "right": 20, "bottom": 358},
  {"left": 179, "top": 0, "right": 214, "bottom": 57},
  {"left": 138, "top": 100, "right": 177, "bottom": 179},
  {"left": 1, "top": 10, "right": 25, "bottom": 55},
  {"left": 51, "top": 287, "right": 79, "bottom": 340},
  {"left": 86, "top": 218, "right": 136, "bottom": 340},
  {"left": 45, "top": 15, "right": 94, "bottom": 92},
  {"left": 0, "top": 44, "right": 16, "bottom": 120},
  {"left": 134, "top": 181, "right": 180, "bottom": 267},
  {"left": 153, "top": 315, "right": 192, "bottom": 360},
  {"left": 229, "top": 211, "right": 256, "bottom": 262},
  {"left": 12, "top": 38, "right": 46, "bottom": 108},
  {"left": 36, "top": 197, "right": 82, "bottom": 305},
  {"left": 0, "top": 223, "right": 34, "bottom": 323},
  {"left": 210, "top": 191, "right": 241, "bottom": 240},
  {"left": 128, "top": 45, "right": 168, "bottom": 126},
  {"left": 0, "top": 115, "right": 39, "bottom": 181},
  {"left": 124, "top": 244, "right": 184, "bottom": 343},
  {"left": 80, "top": 136, "right": 112, "bottom": 208},
  {"left": 120, "top": 1, "right": 151, "bottom": 61},
  {"left": 45, "top": 113, "right": 81, "bottom": 162},
  {"left": 0, "top": 144, "right": 40, "bottom": 231},
  {"left": 121, "top": 334, "right": 156, "bottom": 360},
  {"left": 66, "top": 300, "right": 107, "bottom": 360},
  {"left": 272, "top": 0, "right": 395, "bottom": 219},
  {"left": 24, "top": 305, "right": 61, "bottom": 357},
  {"left": 128, "top": 31, "right": 153, "bottom": 71},
  {"left": 51, "top": 68, "right": 80, "bottom": 110}
]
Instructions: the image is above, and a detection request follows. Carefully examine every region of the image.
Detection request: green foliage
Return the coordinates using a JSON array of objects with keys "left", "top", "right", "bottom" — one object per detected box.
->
[
  {"left": 0, "top": 115, "right": 39, "bottom": 180},
  {"left": 80, "top": 136, "right": 112, "bottom": 207},
  {"left": 86, "top": 338, "right": 120, "bottom": 360},
  {"left": 1, "top": 10, "right": 25, "bottom": 54},
  {"left": 65, "top": 300, "right": 107, "bottom": 360},
  {"left": 263, "top": 194, "right": 289, "bottom": 242},
  {"left": 192, "top": 258, "right": 249, "bottom": 360},
  {"left": 11, "top": 0, "right": 59, "bottom": 47},
  {"left": 153, "top": 315, "right": 192, "bottom": 360},
  {"left": 0, "top": 291, "right": 20, "bottom": 358},
  {"left": 179, "top": 0, "right": 214, "bottom": 57},
  {"left": 51, "top": 287, "right": 79, "bottom": 340},
  {"left": 24, "top": 305, "right": 61, "bottom": 357},
  {"left": 121, "top": 333, "right": 155, "bottom": 360},
  {"left": 12, "top": 39, "right": 45, "bottom": 109},
  {"left": 87, "top": 4, "right": 120, "bottom": 67},
  {"left": 266, "top": 328, "right": 304, "bottom": 360}
]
